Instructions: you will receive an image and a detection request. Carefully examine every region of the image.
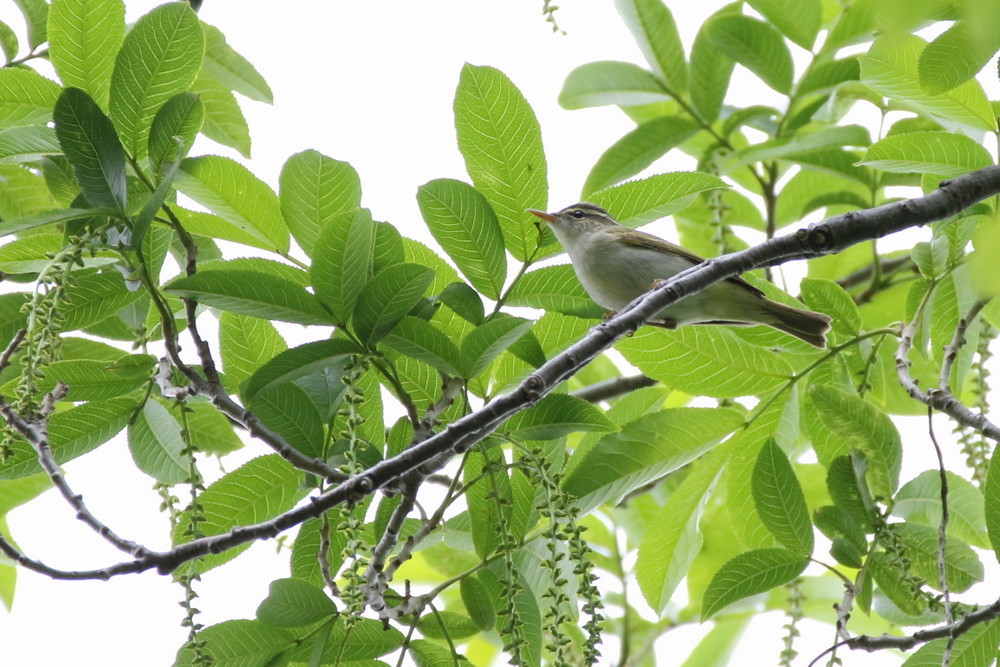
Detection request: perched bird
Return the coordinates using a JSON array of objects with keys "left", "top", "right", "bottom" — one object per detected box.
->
[{"left": 528, "top": 202, "right": 831, "bottom": 348}]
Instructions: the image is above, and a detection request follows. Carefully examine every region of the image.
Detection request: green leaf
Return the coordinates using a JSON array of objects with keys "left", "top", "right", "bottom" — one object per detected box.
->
[
  {"left": 752, "top": 440, "right": 813, "bottom": 556},
  {"left": 0, "top": 397, "right": 136, "bottom": 480},
  {"left": 187, "top": 71, "right": 250, "bottom": 158},
  {"left": 173, "top": 620, "right": 293, "bottom": 667},
  {"left": 53, "top": 88, "right": 127, "bottom": 211},
  {"left": 563, "top": 407, "right": 743, "bottom": 512},
  {"left": 409, "top": 639, "right": 474, "bottom": 667},
  {"left": 614, "top": 0, "right": 687, "bottom": 93},
  {"left": 746, "top": 0, "right": 821, "bottom": 49},
  {"left": 353, "top": 263, "right": 435, "bottom": 345},
  {"left": 381, "top": 316, "right": 462, "bottom": 376},
  {"left": 705, "top": 14, "right": 793, "bottom": 94},
  {"left": 559, "top": 60, "right": 669, "bottom": 110},
  {"left": 987, "top": 448, "right": 1000, "bottom": 559},
  {"left": 893, "top": 471, "right": 988, "bottom": 549},
  {"left": 109, "top": 2, "right": 205, "bottom": 158},
  {"left": 590, "top": 171, "right": 726, "bottom": 227},
  {"left": 797, "top": 58, "right": 861, "bottom": 97},
  {"left": 689, "top": 6, "right": 736, "bottom": 122},
  {"left": 860, "top": 34, "right": 996, "bottom": 132},
  {"left": 731, "top": 125, "right": 870, "bottom": 169},
  {"left": 200, "top": 22, "right": 272, "bottom": 103},
  {"left": 901, "top": 617, "right": 1000, "bottom": 667},
  {"left": 219, "top": 311, "right": 286, "bottom": 386},
  {"left": 0, "top": 125, "right": 60, "bottom": 165},
  {"left": 454, "top": 64, "right": 548, "bottom": 262},
  {"left": 165, "top": 270, "right": 331, "bottom": 325},
  {"left": 172, "top": 455, "right": 308, "bottom": 576},
  {"left": 47, "top": 0, "right": 125, "bottom": 109},
  {"left": 636, "top": 447, "right": 726, "bottom": 614},
  {"left": 147, "top": 92, "right": 203, "bottom": 176},
  {"left": 61, "top": 271, "right": 142, "bottom": 331},
  {"left": 177, "top": 402, "right": 242, "bottom": 456},
  {"left": 583, "top": 116, "right": 699, "bottom": 195},
  {"left": 243, "top": 339, "right": 359, "bottom": 402},
  {"left": 175, "top": 156, "right": 288, "bottom": 253},
  {"left": 256, "top": 578, "right": 335, "bottom": 628},
  {"left": 10, "top": 356, "right": 152, "bottom": 401},
  {"left": 416, "top": 178, "right": 507, "bottom": 300},
  {"left": 283, "top": 617, "right": 404, "bottom": 663},
  {"left": 894, "top": 522, "right": 983, "bottom": 592},
  {"left": 458, "top": 316, "right": 533, "bottom": 379},
  {"left": 417, "top": 611, "right": 480, "bottom": 640},
  {"left": 12, "top": 0, "right": 47, "bottom": 49},
  {"left": 859, "top": 131, "right": 992, "bottom": 178},
  {"left": 617, "top": 327, "right": 791, "bottom": 398},
  {"left": 460, "top": 574, "right": 495, "bottom": 631},
  {"left": 310, "top": 208, "right": 374, "bottom": 323},
  {"left": 504, "top": 264, "right": 602, "bottom": 318},
  {"left": 0, "top": 67, "right": 60, "bottom": 130},
  {"left": 438, "top": 282, "right": 485, "bottom": 325},
  {"left": 0, "top": 21, "right": 17, "bottom": 65},
  {"left": 809, "top": 385, "right": 902, "bottom": 497},
  {"left": 800, "top": 278, "right": 862, "bottom": 337},
  {"left": 701, "top": 548, "right": 808, "bottom": 619},
  {"left": 127, "top": 400, "right": 189, "bottom": 484},
  {"left": 501, "top": 393, "right": 616, "bottom": 440},
  {"left": 279, "top": 150, "right": 362, "bottom": 258},
  {"left": 464, "top": 446, "right": 512, "bottom": 558},
  {"left": 918, "top": 18, "right": 1000, "bottom": 95}
]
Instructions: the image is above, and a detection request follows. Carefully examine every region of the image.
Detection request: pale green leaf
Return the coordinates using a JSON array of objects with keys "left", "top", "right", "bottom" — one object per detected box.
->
[
  {"left": 454, "top": 64, "right": 548, "bottom": 262},
  {"left": 109, "top": 2, "right": 205, "bottom": 158},
  {"left": 614, "top": 0, "right": 687, "bottom": 93},
  {"left": 800, "top": 278, "right": 862, "bottom": 336},
  {"left": 279, "top": 150, "right": 361, "bottom": 258},
  {"left": 381, "top": 316, "right": 462, "bottom": 377},
  {"left": 255, "top": 578, "right": 335, "bottom": 628},
  {"left": 701, "top": 548, "right": 808, "bottom": 618},
  {"left": 187, "top": 71, "right": 250, "bottom": 158},
  {"left": 591, "top": 171, "right": 726, "bottom": 227},
  {"left": 747, "top": 0, "right": 821, "bottom": 49},
  {"left": 128, "top": 400, "right": 189, "bottom": 484},
  {"left": 458, "top": 316, "right": 533, "bottom": 379},
  {"left": 175, "top": 155, "right": 288, "bottom": 253},
  {"left": 705, "top": 14, "right": 793, "bottom": 94},
  {"left": 859, "top": 131, "right": 992, "bottom": 177},
  {"left": 173, "top": 620, "right": 293, "bottom": 667},
  {"left": 583, "top": 116, "right": 698, "bottom": 195},
  {"left": 505, "top": 264, "right": 603, "bottom": 318},
  {"left": 901, "top": 617, "right": 1000, "bottom": 667},
  {"left": 895, "top": 522, "right": 983, "bottom": 592},
  {"left": 559, "top": 60, "right": 669, "bottom": 110},
  {"left": 752, "top": 439, "right": 813, "bottom": 556},
  {"left": 353, "top": 263, "right": 435, "bottom": 344},
  {"left": 918, "top": 19, "right": 1000, "bottom": 95},
  {"left": 310, "top": 208, "right": 374, "bottom": 323},
  {"left": 147, "top": 92, "right": 203, "bottom": 177},
  {"left": 417, "top": 178, "right": 507, "bottom": 299},
  {"left": 165, "top": 270, "right": 331, "bottom": 325},
  {"left": 689, "top": 5, "right": 737, "bottom": 122},
  {"left": 0, "top": 125, "right": 60, "bottom": 164},
  {"left": 47, "top": 0, "right": 125, "bottom": 109},
  {"left": 617, "top": 327, "right": 791, "bottom": 398},
  {"left": 987, "top": 448, "right": 1000, "bottom": 559},
  {"left": 243, "top": 339, "right": 359, "bottom": 402},
  {"left": 501, "top": 393, "right": 616, "bottom": 441},
  {"left": 893, "top": 471, "right": 988, "bottom": 549},
  {"left": 200, "top": 22, "right": 272, "bottom": 103}
]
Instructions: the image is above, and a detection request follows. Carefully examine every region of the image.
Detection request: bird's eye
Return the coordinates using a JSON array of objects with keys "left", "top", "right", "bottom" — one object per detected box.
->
[{"left": 570, "top": 210, "right": 585, "bottom": 219}]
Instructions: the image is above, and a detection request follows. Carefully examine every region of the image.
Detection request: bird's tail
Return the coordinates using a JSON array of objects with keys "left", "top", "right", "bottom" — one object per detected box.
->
[{"left": 759, "top": 300, "right": 831, "bottom": 349}]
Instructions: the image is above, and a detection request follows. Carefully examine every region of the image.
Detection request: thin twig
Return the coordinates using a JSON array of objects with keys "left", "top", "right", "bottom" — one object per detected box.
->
[
  {"left": 927, "top": 407, "right": 954, "bottom": 662},
  {"left": 939, "top": 300, "right": 987, "bottom": 392},
  {"left": 570, "top": 374, "right": 657, "bottom": 403}
]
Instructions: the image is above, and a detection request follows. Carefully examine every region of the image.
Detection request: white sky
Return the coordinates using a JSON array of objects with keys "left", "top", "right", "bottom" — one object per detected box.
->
[{"left": 0, "top": 1, "right": 995, "bottom": 666}]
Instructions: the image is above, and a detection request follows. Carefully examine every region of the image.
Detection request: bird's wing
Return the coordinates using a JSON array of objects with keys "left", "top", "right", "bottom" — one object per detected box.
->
[{"left": 617, "top": 228, "right": 765, "bottom": 297}]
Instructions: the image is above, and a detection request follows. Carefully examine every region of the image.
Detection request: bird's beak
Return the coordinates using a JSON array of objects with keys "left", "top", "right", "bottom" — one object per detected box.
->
[{"left": 527, "top": 209, "right": 555, "bottom": 223}]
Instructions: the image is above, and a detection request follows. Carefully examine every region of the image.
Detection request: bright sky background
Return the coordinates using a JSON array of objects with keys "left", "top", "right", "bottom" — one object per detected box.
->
[{"left": 0, "top": 1, "right": 995, "bottom": 666}]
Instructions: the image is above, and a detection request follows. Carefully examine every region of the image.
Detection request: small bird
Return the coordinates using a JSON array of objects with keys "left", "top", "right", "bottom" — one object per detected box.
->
[{"left": 528, "top": 202, "right": 831, "bottom": 348}]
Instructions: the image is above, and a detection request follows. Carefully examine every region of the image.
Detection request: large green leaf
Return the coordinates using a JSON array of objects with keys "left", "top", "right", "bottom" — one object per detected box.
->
[
  {"left": 187, "top": 71, "right": 250, "bottom": 158},
  {"left": 255, "top": 578, "right": 335, "bottom": 628},
  {"left": 705, "top": 14, "right": 792, "bottom": 94},
  {"left": 219, "top": 312, "right": 286, "bottom": 386},
  {"left": 800, "top": 278, "right": 862, "bottom": 337},
  {"left": 559, "top": 60, "right": 669, "bottom": 110},
  {"left": 283, "top": 617, "right": 405, "bottom": 663},
  {"left": 701, "top": 548, "right": 808, "bottom": 619},
  {"left": 416, "top": 178, "right": 507, "bottom": 300},
  {"left": 562, "top": 407, "right": 743, "bottom": 512},
  {"left": 901, "top": 617, "right": 1000, "bottom": 667},
  {"left": 0, "top": 397, "right": 136, "bottom": 479},
  {"left": 381, "top": 316, "right": 462, "bottom": 377},
  {"left": 688, "top": 6, "right": 737, "bottom": 122},
  {"left": 458, "top": 315, "right": 533, "bottom": 379},
  {"left": 127, "top": 400, "right": 189, "bottom": 484},
  {"left": 860, "top": 34, "right": 996, "bottom": 132},
  {"left": 8, "top": 356, "right": 152, "bottom": 402},
  {"left": 12, "top": 0, "right": 47, "bottom": 49},
  {"left": 166, "top": 270, "right": 331, "bottom": 325},
  {"left": 248, "top": 383, "right": 325, "bottom": 459},
  {"left": 859, "top": 131, "right": 992, "bottom": 178},
  {"left": 808, "top": 385, "right": 902, "bottom": 497},
  {"left": 47, "top": 0, "right": 125, "bottom": 109},
  {"left": 0, "top": 67, "right": 60, "bottom": 129},
  {"left": 752, "top": 439, "right": 813, "bottom": 556},
  {"left": 200, "top": 22, "right": 272, "bottom": 103},
  {"left": 893, "top": 471, "right": 988, "bottom": 549},
  {"left": 746, "top": 0, "right": 821, "bottom": 49},
  {"left": 987, "top": 448, "right": 1000, "bottom": 560},
  {"left": 109, "top": 2, "right": 205, "bottom": 158},
  {"left": 894, "top": 522, "right": 983, "bottom": 593},
  {"left": 175, "top": 155, "right": 289, "bottom": 253},
  {"left": 53, "top": 88, "right": 127, "bottom": 211},
  {"left": 279, "top": 150, "right": 361, "bottom": 258},
  {"left": 310, "top": 208, "right": 374, "bottom": 323},
  {"left": 0, "top": 125, "right": 60, "bottom": 165},
  {"left": 500, "top": 393, "right": 616, "bottom": 441},
  {"left": 614, "top": 0, "right": 687, "bottom": 94},
  {"left": 172, "top": 455, "right": 308, "bottom": 575},
  {"left": 352, "top": 263, "right": 435, "bottom": 344},
  {"left": 505, "top": 264, "right": 603, "bottom": 318},
  {"left": 61, "top": 271, "right": 142, "bottom": 331},
  {"left": 172, "top": 620, "right": 293, "bottom": 666},
  {"left": 636, "top": 447, "right": 726, "bottom": 614},
  {"left": 590, "top": 171, "right": 726, "bottom": 227},
  {"left": 617, "top": 327, "right": 791, "bottom": 398},
  {"left": 583, "top": 116, "right": 698, "bottom": 196},
  {"left": 454, "top": 64, "right": 548, "bottom": 262},
  {"left": 918, "top": 16, "right": 1000, "bottom": 95},
  {"left": 147, "top": 92, "right": 203, "bottom": 176},
  {"left": 243, "top": 339, "right": 359, "bottom": 402}
]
